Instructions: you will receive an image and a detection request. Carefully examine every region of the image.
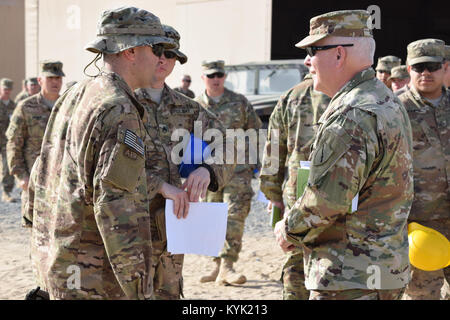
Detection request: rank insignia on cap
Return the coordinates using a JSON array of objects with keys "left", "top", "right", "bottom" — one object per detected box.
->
[{"left": 124, "top": 129, "right": 144, "bottom": 156}]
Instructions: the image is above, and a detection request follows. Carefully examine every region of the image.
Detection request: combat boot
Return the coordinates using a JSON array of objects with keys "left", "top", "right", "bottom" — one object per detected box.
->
[
  {"left": 2, "top": 192, "right": 15, "bottom": 203},
  {"left": 199, "top": 258, "right": 221, "bottom": 283},
  {"left": 216, "top": 258, "right": 246, "bottom": 285}
]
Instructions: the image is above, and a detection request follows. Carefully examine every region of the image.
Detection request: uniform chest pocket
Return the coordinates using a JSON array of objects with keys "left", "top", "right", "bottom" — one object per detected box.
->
[
  {"left": 309, "top": 125, "right": 352, "bottom": 185},
  {"left": 101, "top": 129, "right": 145, "bottom": 193}
]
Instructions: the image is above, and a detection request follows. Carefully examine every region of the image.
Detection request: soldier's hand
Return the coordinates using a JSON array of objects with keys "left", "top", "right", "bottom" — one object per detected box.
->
[
  {"left": 159, "top": 182, "right": 190, "bottom": 219},
  {"left": 274, "top": 219, "right": 295, "bottom": 253},
  {"left": 20, "top": 178, "right": 29, "bottom": 191},
  {"left": 182, "top": 167, "right": 210, "bottom": 202}
]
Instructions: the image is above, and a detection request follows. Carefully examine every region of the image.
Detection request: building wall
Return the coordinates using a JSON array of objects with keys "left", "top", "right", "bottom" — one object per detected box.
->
[
  {"left": 0, "top": 0, "right": 25, "bottom": 98},
  {"left": 27, "top": 0, "right": 272, "bottom": 95}
]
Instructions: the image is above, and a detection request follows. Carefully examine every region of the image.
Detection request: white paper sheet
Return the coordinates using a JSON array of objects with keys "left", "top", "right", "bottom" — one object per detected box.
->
[{"left": 165, "top": 200, "right": 228, "bottom": 256}]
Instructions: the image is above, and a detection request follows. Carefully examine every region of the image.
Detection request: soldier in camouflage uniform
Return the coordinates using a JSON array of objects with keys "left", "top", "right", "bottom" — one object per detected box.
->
[
  {"left": 259, "top": 69, "right": 330, "bottom": 299},
  {"left": 389, "top": 65, "right": 411, "bottom": 95},
  {"left": 445, "top": 45, "right": 450, "bottom": 89},
  {"left": 0, "top": 78, "right": 16, "bottom": 202},
  {"left": 274, "top": 10, "right": 414, "bottom": 300},
  {"left": 196, "top": 60, "right": 262, "bottom": 285},
  {"left": 6, "top": 61, "right": 65, "bottom": 224},
  {"left": 375, "top": 55, "right": 401, "bottom": 90},
  {"left": 14, "top": 79, "right": 28, "bottom": 104},
  {"left": 26, "top": 6, "right": 177, "bottom": 299},
  {"left": 134, "top": 25, "right": 234, "bottom": 299},
  {"left": 398, "top": 39, "right": 450, "bottom": 300},
  {"left": 174, "top": 75, "right": 195, "bottom": 98}
]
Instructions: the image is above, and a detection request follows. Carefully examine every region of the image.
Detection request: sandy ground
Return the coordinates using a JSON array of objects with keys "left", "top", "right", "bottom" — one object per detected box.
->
[{"left": 0, "top": 180, "right": 286, "bottom": 300}]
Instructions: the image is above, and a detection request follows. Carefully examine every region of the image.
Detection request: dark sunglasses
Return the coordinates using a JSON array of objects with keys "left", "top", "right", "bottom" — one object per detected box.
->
[
  {"left": 163, "top": 50, "right": 177, "bottom": 59},
  {"left": 206, "top": 72, "right": 225, "bottom": 79},
  {"left": 305, "top": 44, "right": 354, "bottom": 57},
  {"left": 411, "top": 62, "right": 442, "bottom": 73},
  {"left": 183, "top": 79, "right": 191, "bottom": 82},
  {"left": 149, "top": 44, "right": 164, "bottom": 57}
]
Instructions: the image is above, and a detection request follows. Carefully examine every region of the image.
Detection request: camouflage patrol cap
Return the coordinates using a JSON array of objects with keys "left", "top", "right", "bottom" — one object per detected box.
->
[
  {"left": 0, "top": 78, "right": 13, "bottom": 89},
  {"left": 376, "top": 55, "right": 401, "bottom": 72},
  {"left": 407, "top": 39, "right": 445, "bottom": 65},
  {"left": 202, "top": 60, "right": 225, "bottom": 75},
  {"left": 85, "top": 6, "right": 176, "bottom": 54},
  {"left": 445, "top": 45, "right": 450, "bottom": 61},
  {"left": 388, "top": 65, "right": 410, "bottom": 80},
  {"left": 295, "top": 10, "right": 372, "bottom": 48},
  {"left": 162, "top": 25, "right": 187, "bottom": 64},
  {"left": 40, "top": 60, "right": 65, "bottom": 77},
  {"left": 27, "top": 77, "right": 39, "bottom": 85}
]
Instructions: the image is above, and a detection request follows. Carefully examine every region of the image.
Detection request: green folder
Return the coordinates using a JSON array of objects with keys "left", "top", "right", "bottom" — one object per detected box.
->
[
  {"left": 271, "top": 205, "right": 282, "bottom": 229},
  {"left": 296, "top": 160, "right": 358, "bottom": 213}
]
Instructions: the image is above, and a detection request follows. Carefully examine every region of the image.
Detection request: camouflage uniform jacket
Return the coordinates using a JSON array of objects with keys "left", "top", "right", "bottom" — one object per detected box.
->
[
  {"left": 260, "top": 74, "right": 330, "bottom": 207},
  {"left": 135, "top": 84, "right": 235, "bottom": 203},
  {"left": 0, "top": 99, "right": 16, "bottom": 149},
  {"left": 398, "top": 86, "right": 450, "bottom": 221},
  {"left": 6, "top": 93, "right": 51, "bottom": 181},
  {"left": 195, "top": 88, "right": 262, "bottom": 173},
  {"left": 281, "top": 68, "right": 414, "bottom": 290},
  {"left": 174, "top": 87, "right": 195, "bottom": 99},
  {"left": 14, "top": 90, "right": 29, "bottom": 104},
  {"left": 29, "top": 72, "right": 152, "bottom": 300}
]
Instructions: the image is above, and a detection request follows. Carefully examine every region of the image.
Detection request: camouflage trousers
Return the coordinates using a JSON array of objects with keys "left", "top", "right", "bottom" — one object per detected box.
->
[
  {"left": 150, "top": 205, "right": 184, "bottom": 300},
  {"left": 403, "top": 219, "right": 450, "bottom": 300},
  {"left": 281, "top": 249, "right": 309, "bottom": 300},
  {"left": 0, "top": 148, "right": 14, "bottom": 193},
  {"left": 205, "top": 169, "right": 254, "bottom": 262},
  {"left": 310, "top": 288, "right": 405, "bottom": 300}
]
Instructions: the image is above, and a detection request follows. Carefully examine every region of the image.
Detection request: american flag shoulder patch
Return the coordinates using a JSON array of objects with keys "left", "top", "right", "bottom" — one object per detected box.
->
[{"left": 123, "top": 129, "right": 145, "bottom": 156}]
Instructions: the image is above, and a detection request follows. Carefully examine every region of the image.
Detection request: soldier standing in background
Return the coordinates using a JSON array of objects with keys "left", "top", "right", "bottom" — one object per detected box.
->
[
  {"left": 26, "top": 6, "right": 177, "bottom": 299},
  {"left": 6, "top": 60, "right": 64, "bottom": 226},
  {"left": 197, "top": 60, "right": 262, "bottom": 286},
  {"left": 14, "top": 79, "right": 28, "bottom": 104},
  {"left": 135, "top": 25, "right": 234, "bottom": 299},
  {"left": 375, "top": 55, "right": 401, "bottom": 89},
  {"left": 389, "top": 65, "right": 411, "bottom": 95},
  {"left": 398, "top": 39, "right": 449, "bottom": 300},
  {"left": 275, "top": 10, "right": 414, "bottom": 300},
  {"left": 0, "top": 78, "right": 16, "bottom": 202},
  {"left": 14, "top": 78, "right": 41, "bottom": 105},
  {"left": 174, "top": 74, "right": 195, "bottom": 98},
  {"left": 259, "top": 59, "right": 330, "bottom": 299}
]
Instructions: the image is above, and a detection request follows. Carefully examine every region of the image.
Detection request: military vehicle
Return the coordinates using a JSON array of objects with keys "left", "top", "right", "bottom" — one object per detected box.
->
[{"left": 224, "top": 60, "right": 308, "bottom": 125}]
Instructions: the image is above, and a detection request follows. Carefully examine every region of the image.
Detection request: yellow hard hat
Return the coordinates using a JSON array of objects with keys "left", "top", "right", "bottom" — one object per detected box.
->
[{"left": 408, "top": 222, "right": 450, "bottom": 271}]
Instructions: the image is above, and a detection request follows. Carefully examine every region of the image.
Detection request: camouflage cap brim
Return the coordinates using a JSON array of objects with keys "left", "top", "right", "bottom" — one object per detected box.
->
[
  {"left": 407, "top": 56, "right": 444, "bottom": 66},
  {"left": 295, "top": 33, "right": 329, "bottom": 48},
  {"left": 167, "top": 48, "right": 188, "bottom": 64},
  {"left": 85, "top": 34, "right": 176, "bottom": 54},
  {"left": 41, "top": 70, "right": 66, "bottom": 77},
  {"left": 203, "top": 67, "right": 225, "bottom": 75}
]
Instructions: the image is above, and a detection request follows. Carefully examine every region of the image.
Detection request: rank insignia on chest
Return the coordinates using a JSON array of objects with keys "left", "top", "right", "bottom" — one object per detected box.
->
[{"left": 124, "top": 129, "right": 145, "bottom": 156}]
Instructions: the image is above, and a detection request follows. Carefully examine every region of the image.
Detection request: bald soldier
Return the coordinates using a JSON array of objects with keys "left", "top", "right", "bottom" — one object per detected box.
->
[
  {"left": 6, "top": 60, "right": 65, "bottom": 225},
  {"left": 135, "top": 25, "right": 234, "bottom": 299},
  {"left": 398, "top": 39, "right": 449, "bottom": 300},
  {"left": 196, "top": 60, "right": 262, "bottom": 285},
  {"left": 274, "top": 10, "right": 413, "bottom": 300},
  {"left": 0, "top": 78, "right": 16, "bottom": 202},
  {"left": 25, "top": 6, "right": 176, "bottom": 299},
  {"left": 375, "top": 55, "right": 401, "bottom": 89},
  {"left": 260, "top": 57, "right": 330, "bottom": 299}
]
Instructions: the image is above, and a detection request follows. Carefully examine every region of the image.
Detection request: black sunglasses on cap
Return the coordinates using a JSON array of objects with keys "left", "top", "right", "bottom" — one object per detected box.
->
[
  {"left": 411, "top": 62, "right": 442, "bottom": 73},
  {"left": 305, "top": 44, "right": 354, "bottom": 57},
  {"left": 206, "top": 72, "right": 225, "bottom": 79}
]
